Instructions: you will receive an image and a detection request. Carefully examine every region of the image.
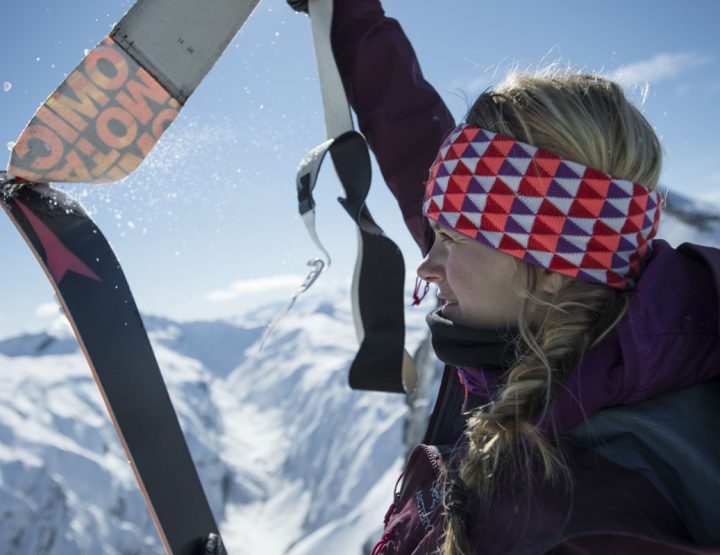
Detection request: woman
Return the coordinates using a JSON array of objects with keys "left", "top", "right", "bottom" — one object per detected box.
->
[
  {"left": 409, "top": 81, "right": 720, "bottom": 554},
  {"left": 292, "top": 0, "right": 720, "bottom": 552}
]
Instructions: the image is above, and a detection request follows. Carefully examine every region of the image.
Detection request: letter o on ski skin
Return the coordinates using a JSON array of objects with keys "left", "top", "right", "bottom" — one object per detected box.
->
[
  {"left": 85, "top": 44, "right": 130, "bottom": 91},
  {"left": 14, "top": 124, "right": 65, "bottom": 171},
  {"left": 96, "top": 107, "right": 139, "bottom": 150}
]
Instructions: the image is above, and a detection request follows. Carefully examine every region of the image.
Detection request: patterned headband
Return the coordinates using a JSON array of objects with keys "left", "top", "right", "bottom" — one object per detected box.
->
[{"left": 423, "top": 124, "right": 663, "bottom": 289}]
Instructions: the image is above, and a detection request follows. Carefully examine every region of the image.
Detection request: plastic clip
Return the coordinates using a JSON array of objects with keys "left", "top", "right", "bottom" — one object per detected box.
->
[
  {"left": 203, "top": 533, "right": 226, "bottom": 555},
  {"left": 258, "top": 258, "right": 327, "bottom": 351},
  {"left": 298, "top": 257, "right": 325, "bottom": 293}
]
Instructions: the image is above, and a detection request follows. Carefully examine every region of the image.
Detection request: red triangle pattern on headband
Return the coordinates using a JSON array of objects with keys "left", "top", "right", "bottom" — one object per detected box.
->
[{"left": 423, "top": 125, "right": 663, "bottom": 289}]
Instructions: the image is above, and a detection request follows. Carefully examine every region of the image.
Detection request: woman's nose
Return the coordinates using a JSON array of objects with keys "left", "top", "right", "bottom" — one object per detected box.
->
[{"left": 417, "top": 241, "right": 446, "bottom": 284}]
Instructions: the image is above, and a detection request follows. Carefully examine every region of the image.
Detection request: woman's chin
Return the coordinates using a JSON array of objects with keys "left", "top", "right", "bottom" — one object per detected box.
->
[
  {"left": 440, "top": 303, "right": 504, "bottom": 329},
  {"left": 441, "top": 301, "right": 461, "bottom": 321}
]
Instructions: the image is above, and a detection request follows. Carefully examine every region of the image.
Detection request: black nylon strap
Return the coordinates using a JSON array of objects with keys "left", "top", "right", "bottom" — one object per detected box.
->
[
  {"left": 296, "top": 130, "right": 411, "bottom": 393},
  {"left": 298, "top": 0, "right": 416, "bottom": 393}
]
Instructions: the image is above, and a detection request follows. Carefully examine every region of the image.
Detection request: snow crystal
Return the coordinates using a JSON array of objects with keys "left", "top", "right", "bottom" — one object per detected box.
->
[
  {"left": 6, "top": 142, "right": 15, "bottom": 152},
  {"left": 2, "top": 82, "right": 11, "bottom": 92}
]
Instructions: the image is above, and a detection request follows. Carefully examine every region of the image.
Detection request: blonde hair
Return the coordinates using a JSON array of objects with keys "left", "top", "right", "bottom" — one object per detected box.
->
[{"left": 440, "top": 72, "right": 662, "bottom": 555}]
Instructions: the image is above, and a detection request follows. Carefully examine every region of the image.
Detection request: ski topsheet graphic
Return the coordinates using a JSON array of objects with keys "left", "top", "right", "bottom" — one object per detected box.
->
[
  {"left": 0, "top": 180, "right": 223, "bottom": 554},
  {"left": 8, "top": 0, "right": 259, "bottom": 183},
  {"left": 9, "top": 38, "right": 181, "bottom": 183}
]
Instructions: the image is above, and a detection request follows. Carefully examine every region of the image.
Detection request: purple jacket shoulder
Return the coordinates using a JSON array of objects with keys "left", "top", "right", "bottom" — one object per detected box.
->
[{"left": 549, "top": 239, "right": 720, "bottom": 433}]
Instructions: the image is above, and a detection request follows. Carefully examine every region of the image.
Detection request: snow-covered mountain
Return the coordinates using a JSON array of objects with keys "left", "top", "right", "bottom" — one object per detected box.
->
[
  {"left": 0, "top": 282, "right": 432, "bottom": 555},
  {"left": 0, "top": 187, "right": 718, "bottom": 554},
  {"left": 657, "top": 188, "right": 720, "bottom": 246}
]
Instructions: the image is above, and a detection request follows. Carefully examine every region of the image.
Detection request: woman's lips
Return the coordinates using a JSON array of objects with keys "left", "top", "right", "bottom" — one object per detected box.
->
[{"left": 440, "top": 299, "right": 458, "bottom": 316}]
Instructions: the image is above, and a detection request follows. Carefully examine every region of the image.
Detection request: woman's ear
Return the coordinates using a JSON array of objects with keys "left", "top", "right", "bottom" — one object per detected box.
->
[{"left": 539, "top": 269, "right": 564, "bottom": 296}]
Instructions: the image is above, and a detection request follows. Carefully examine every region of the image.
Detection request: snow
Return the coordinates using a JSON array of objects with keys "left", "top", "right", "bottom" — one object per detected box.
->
[
  {"left": 0, "top": 286, "right": 430, "bottom": 554},
  {"left": 657, "top": 188, "right": 720, "bottom": 247},
  {"left": 2, "top": 82, "right": 11, "bottom": 92},
  {"left": 0, "top": 350, "right": 155, "bottom": 553}
]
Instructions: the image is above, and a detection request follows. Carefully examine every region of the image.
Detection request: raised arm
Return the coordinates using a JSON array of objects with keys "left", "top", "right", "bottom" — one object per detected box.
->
[{"left": 330, "top": 0, "right": 455, "bottom": 255}]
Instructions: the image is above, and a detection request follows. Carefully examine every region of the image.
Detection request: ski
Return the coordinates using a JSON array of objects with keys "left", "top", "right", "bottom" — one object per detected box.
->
[
  {"left": 8, "top": 0, "right": 260, "bottom": 184},
  {"left": 3, "top": 0, "right": 265, "bottom": 550},
  {"left": 1, "top": 176, "right": 223, "bottom": 554}
]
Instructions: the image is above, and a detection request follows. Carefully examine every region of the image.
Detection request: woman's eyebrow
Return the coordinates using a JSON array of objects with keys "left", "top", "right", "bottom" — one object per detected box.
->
[
  {"left": 428, "top": 220, "right": 443, "bottom": 233},
  {"left": 429, "top": 221, "right": 458, "bottom": 237}
]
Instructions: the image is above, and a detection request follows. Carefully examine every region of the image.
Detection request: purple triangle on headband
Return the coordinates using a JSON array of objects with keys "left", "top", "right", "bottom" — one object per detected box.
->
[
  {"left": 462, "top": 143, "right": 481, "bottom": 159},
  {"left": 523, "top": 251, "right": 541, "bottom": 267},
  {"left": 646, "top": 193, "right": 658, "bottom": 209},
  {"left": 504, "top": 217, "right": 527, "bottom": 234},
  {"left": 642, "top": 214, "right": 655, "bottom": 230},
  {"left": 472, "top": 128, "right": 492, "bottom": 142},
  {"left": 599, "top": 201, "right": 626, "bottom": 219},
  {"left": 618, "top": 236, "right": 636, "bottom": 252},
  {"left": 576, "top": 269, "right": 604, "bottom": 284},
  {"left": 498, "top": 159, "right": 522, "bottom": 176},
  {"left": 507, "top": 143, "right": 533, "bottom": 158},
  {"left": 556, "top": 236, "right": 584, "bottom": 254},
  {"left": 612, "top": 252, "right": 628, "bottom": 269},
  {"left": 435, "top": 163, "right": 450, "bottom": 177},
  {"left": 510, "top": 197, "right": 534, "bottom": 216},
  {"left": 461, "top": 196, "right": 482, "bottom": 213},
  {"left": 547, "top": 179, "right": 575, "bottom": 198},
  {"left": 562, "top": 219, "right": 591, "bottom": 237},
  {"left": 431, "top": 182, "right": 445, "bottom": 197},
  {"left": 607, "top": 181, "right": 632, "bottom": 199},
  {"left": 555, "top": 161, "right": 582, "bottom": 178},
  {"left": 467, "top": 176, "right": 487, "bottom": 195},
  {"left": 438, "top": 213, "right": 454, "bottom": 229},
  {"left": 575, "top": 269, "right": 593, "bottom": 281}
]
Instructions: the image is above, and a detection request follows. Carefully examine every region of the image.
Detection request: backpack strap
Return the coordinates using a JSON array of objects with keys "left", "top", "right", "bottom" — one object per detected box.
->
[{"left": 566, "top": 379, "right": 720, "bottom": 545}]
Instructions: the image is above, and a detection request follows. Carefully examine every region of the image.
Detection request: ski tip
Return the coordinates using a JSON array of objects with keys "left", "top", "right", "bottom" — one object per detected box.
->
[
  {"left": 8, "top": 36, "right": 180, "bottom": 185},
  {"left": 1, "top": 171, "right": 33, "bottom": 198}
]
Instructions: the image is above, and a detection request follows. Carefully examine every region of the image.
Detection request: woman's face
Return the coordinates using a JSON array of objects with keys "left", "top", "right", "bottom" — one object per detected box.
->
[{"left": 417, "top": 222, "right": 528, "bottom": 329}]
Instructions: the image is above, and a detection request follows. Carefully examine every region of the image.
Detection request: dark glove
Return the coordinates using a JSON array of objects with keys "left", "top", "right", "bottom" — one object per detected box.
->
[{"left": 287, "top": 0, "right": 309, "bottom": 13}]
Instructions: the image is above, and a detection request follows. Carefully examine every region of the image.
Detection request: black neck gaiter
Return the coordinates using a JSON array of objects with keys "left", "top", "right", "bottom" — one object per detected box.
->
[{"left": 425, "top": 308, "right": 520, "bottom": 370}]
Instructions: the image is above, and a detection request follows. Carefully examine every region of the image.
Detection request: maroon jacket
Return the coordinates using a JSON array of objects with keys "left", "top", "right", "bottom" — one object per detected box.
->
[{"left": 331, "top": 1, "right": 720, "bottom": 553}]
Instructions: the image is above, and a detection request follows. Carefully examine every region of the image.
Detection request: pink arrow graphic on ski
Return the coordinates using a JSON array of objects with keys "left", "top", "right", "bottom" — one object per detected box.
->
[{"left": 14, "top": 199, "right": 102, "bottom": 284}]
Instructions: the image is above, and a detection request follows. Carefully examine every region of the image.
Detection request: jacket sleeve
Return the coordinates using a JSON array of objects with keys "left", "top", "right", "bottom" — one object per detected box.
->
[{"left": 330, "top": 0, "right": 455, "bottom": 255}]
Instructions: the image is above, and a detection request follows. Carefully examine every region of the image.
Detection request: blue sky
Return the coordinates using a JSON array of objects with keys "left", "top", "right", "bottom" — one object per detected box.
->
[{"left": 1, "top": 0, "right": 719, "bottom": 337}]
